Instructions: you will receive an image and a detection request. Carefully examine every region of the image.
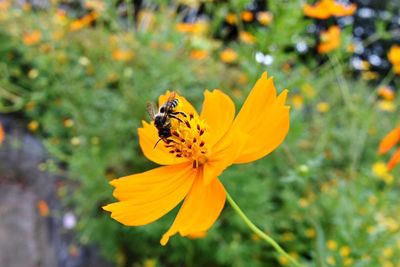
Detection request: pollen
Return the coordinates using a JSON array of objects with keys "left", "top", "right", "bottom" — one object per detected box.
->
[{"left": 163, "top": 112, "right": 208, "bottom": 167}]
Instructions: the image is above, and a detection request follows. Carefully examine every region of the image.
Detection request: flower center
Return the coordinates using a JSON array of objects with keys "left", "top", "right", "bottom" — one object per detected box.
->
[{"left": 163, "top": 112, "right": 208, "bottom": 168}]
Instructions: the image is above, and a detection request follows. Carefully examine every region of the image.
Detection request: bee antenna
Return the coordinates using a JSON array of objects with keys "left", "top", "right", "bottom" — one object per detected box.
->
[{"left": 153, "top": 138, "right": 163, "bottom": 149}]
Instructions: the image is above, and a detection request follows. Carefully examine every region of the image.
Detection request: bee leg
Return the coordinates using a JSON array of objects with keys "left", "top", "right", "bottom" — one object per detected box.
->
[
  {"left": 153, "top": 138, "right": 163, "bottom": 149},
  {"left": 169, "top": 115, "right": 183, "bottom": 123},
  {"left": 171, "top": 111, "right": 187, "bottom": 118}
]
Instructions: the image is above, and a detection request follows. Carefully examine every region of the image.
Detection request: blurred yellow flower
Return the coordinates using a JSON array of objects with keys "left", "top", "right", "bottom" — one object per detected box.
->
[
  {"left": 303, "top": 0, "right": 357, "bottom": 19},
  {"left": 327, "top": 240, "right": 337, "bottom": 250},
  {"left": 387, "top": 45, "right": 400, "bottom": 74},
  {"left": 23, "top": 30, "right": 42, "bottom": 46},
  {"left": 257, "top": 11, "right": 273, "bottom": 25},
  {"left": 318, "top": 26, "right": 341, "bottom": 54},
  {"left": 305, "top": 228, "right": 316, "bottom": 238},
  {"left": 326, "top": 256, "right": 335, "bottom": 265},
  {"left": 239, "top": 31, "right": 256, "bottom": 44},
  {"left": 103, "top": 73, "right": 290, "bottom": 245},
  {"left": 340, "top": 246, "right": 351, "bottom": 257},
  {"left": 383, "top": 247, "right": 393, "bottom": 258},
  {"left": 28, "top": 120, "right": 39, "bottom": 132},
  {"left": 291, "top": 94, "right": 304, "bottom": 110},
  {"left": 372, "top": 162, "right": 394, "bottom": 184},
  {"left": 377, "top": 100, "right": 396, "bottom": 112},
  {"left": 219, "top": 48, "right": 238, "bottom": 64},
  {"left": 112, "top": 49, "right": 134, "bottom": 61},
  {"left": 301, "top": 84, "right": 316, "bottom": 99},
  {"left": 343, "top": 257, "right": 353, "bottom": 266},
  {"left": 317, "top": 101, "right": 330, "bottom": 113}
]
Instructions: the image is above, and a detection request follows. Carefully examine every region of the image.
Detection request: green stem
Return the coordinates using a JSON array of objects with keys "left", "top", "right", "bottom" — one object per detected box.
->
[{"left": 225, "top": 190, "right": 303, "bottom": 267}]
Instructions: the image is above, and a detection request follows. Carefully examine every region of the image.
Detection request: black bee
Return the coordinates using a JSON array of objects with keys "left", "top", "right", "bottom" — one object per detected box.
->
[{"left": 146, "top": 92, "right": 186, "bottom": 148}]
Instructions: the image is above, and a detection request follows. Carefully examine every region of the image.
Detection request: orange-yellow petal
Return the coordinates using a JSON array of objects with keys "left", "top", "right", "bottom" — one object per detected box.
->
[
  {"left": 103, "top": 163, "right": 195, "bottom": 226},
  {"left": 200, "top": 89, "right": 235, "bottom": 147},
  {"left": 203, "top": 129, "right": 248, "bottom": 185},
  {"left": 138, "top": 120, "right": 188, "bottom": 165},
  {"left": 379, "top": 127, "right": 400, "bottom": 155},
  {"left": 160, "top": 174, "right": 226, "bottom": 245},
  {"left": 233, "top": 73, "right": 290, "bottom": 164},
  {"left": 158, "top": 91, "right": 198, "bottom": 117},
  {"left": 387, "top": 148, "right": 400, "bottom": 171}
]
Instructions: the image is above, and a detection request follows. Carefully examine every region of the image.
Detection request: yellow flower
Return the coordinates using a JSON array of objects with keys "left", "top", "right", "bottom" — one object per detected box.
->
[
  {"left": 22, "top": 30, "right": 42, "bottom": 46},
  {"left": 388, "top": 45, "right": 400, "bottom": 74},
  {"left": 318, "top": 26, "right": 341, "bottom": 54},
  {"left": 103, "top": 73, "right": 290, "bottom": 245},
  {"left": 317, "top": 101, "right": 330, "bottom": 113},
  {"left": 28, "top": 120, "right": 39, "bottom": 132},
  {"left": 379, "top": 126, "right": 400, "bottom": 171},
  {"left": 340, "top": 246, "right": 351, "bottom": 257},
  {"left": 303, "top": 0, "right": 357, "bottom": 19},
  {"left": 327, "top": 240, "right": 337, "bottom": 250},
  {"left": 291, "top": 94, "right": 304, "bottom": 110},
  {"left": 219, "top": 48, "right": 238, "bottom": 64}
]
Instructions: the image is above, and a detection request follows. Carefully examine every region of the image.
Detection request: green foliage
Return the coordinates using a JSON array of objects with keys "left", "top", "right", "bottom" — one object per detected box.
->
[{"left": 0, "top": 1, "right": 399, "bottom": 266}]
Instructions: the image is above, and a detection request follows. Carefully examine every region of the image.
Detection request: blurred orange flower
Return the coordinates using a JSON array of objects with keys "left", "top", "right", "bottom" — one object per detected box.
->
[
  {"left": 70, "top": 12, "right": 98, "bottom": 32},
  {"left": 37, "top": 200, "right": 50, "bottom": 217},
  {"left": 220, "top": 48, "right": 238, "bottom": 63},
  {"left": 23, "top": 30, "right": 42, "bottom": 46},
  {"left": 257, "top": 11, "right": 273, "bottom": 25},
  {"left": 241, "top": 11, "right": 254, "bottom": 22},
  {"left": 103, "top": 73, "right": 290, "bottom": 245},
  {"left": 379, "top": 127, "right": 400, "bottom": 170},
  {"left": 0, "top": 122, "right": 4, "bottom": 144},
  {"left": 318, "top": 26, "right": 341, "bottom": 54},
  {"left": 175, "top": 21, "right": 208, "bottom": 35},
  {"left": 190, "top": 49, "right": 209, "bottom": 60},
  {"left": 388, "top": 45, "right": 400, "bottom": 75},
  {"left": 377, "top": 86, "right": 395, "bottom": 101},
  {"left": 112, "top": 49, "right": 134, "bottom": 61},
  {"left": 303, "top": 0, "right": 357, "bottom": 19},
  {"left": 225, "top": 13, "right": 237, "bottom": 25},
  {"left": 239, "top": 31, "right": 256, "bottom": 44}
]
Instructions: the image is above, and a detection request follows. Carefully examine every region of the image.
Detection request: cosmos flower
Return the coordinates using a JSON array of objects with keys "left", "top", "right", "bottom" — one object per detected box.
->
[
  {"left": 22, "top": 30, "right": 42, "bottom": 46},
  {"left": 303, "top": 0, "right": 357, "bottom": 20},
  {"left": 379, "top": 127, "right": 400, "bottom": 171},
  {"left": 318, "top": 26, "right": 341, "bottom": 54},
  {"left": 0, "top": 122, "right": 4, "bottom": 144},
  {"left": 388, "top": 45, "right": 400, "bottom": 75},
  {"left": 103, "top": 72, "right": 290, "bottom": 245},
  {"left": 70, "top": 12, "right": 98, "bottom": 32},
  {"left": 219, "top": 48, "right": 238, "bottom": 63}
]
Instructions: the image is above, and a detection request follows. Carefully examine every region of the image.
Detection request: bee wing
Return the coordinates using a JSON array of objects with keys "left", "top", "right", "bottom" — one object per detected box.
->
[
  {"left": 167, "top": 91, "right": 176, "bottom": 102},
  {"left": 146, "top": 102, "right": 157, "bottom": 120}
]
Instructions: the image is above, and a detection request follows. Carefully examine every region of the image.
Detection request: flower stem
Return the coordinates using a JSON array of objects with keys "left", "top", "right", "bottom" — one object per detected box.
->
[{"left": 225, "top": 190, "right": 303, "bottom": 267}]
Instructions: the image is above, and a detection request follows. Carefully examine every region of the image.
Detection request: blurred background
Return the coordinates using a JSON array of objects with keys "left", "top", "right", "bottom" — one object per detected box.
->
[{"left": 0, "top": 0, "right": 399, "bottom": 266}]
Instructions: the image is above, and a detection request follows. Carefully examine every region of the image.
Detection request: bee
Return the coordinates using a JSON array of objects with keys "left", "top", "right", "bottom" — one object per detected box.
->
[{"left": 146, "top": 92, "right": 186, "bottom": 148}]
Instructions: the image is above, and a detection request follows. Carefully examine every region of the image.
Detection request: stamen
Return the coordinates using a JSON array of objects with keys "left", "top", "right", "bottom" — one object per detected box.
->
[{"left": 161, "top": 109, "right": 208, "bottom": 168}]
